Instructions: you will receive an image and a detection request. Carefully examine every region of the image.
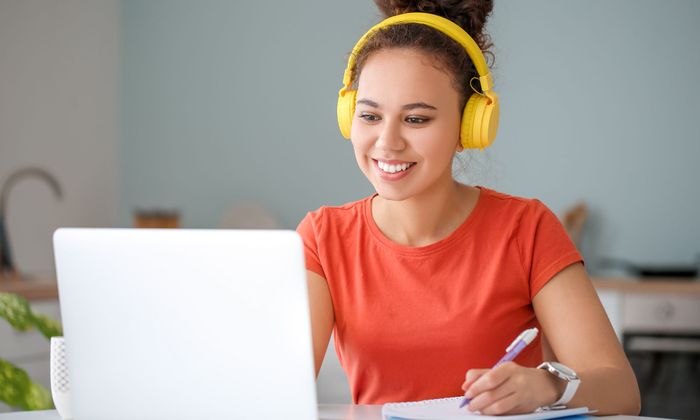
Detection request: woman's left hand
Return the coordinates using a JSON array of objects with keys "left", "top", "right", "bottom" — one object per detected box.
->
[{"left": 461, "top": 362, "right": 564, "bottom": 415}]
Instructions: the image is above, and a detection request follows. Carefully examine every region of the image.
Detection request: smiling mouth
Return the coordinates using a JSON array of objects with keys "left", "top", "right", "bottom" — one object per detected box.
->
[{"left": 373, "top": 159, "right": 417, "bottom": 174}]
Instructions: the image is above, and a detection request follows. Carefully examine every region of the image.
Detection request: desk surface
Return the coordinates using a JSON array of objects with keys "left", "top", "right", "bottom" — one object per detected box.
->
[{"left": 0, "top": 406, "right": 667, "bottom": 420}]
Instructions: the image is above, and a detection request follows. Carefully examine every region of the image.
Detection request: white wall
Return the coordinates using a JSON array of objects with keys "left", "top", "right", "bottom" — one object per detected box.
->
[{"left": 0, "top": 0, "right": 121, "bottom": 276}]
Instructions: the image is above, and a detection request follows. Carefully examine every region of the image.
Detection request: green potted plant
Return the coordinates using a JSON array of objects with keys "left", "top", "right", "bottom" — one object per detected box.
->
[{"left": 0, "top": 292, "right": 62, "bottom": 410}]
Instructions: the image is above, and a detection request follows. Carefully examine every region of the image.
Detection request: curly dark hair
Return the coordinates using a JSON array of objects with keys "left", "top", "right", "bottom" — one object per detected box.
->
[{"left": 351, "top": 0, "right": 495, "bottom": 110}]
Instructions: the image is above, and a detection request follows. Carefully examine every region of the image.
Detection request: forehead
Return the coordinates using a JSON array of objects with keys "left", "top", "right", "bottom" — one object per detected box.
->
[{"left": 356, "top": 48, "right": 458, "bottom": 106}]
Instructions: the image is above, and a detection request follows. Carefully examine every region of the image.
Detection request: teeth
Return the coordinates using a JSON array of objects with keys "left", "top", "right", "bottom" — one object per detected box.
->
[{"left": 377, "top": 161, "right": 414, "bottom": 174}]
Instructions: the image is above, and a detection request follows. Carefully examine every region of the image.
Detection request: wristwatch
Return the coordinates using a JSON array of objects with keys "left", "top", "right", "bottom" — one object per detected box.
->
[{"left": 537, "top": 362, "right": 580, "bottom": 407}]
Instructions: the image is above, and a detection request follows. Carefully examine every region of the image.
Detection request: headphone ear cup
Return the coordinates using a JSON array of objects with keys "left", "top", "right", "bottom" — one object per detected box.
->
[
  {"left": 337, "top": 89, "right": 357, "bottom": 139},
  {"left": 460, "top": 93, "right": 500, "bottom": 150}
]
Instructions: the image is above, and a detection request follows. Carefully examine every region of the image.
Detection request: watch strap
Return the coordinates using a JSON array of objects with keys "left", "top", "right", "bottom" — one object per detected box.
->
[
  {"left": 552, "top": 378, "right": 580, "bottom": 406},
  {"left": 538, "top": 362, "right": 580, "bottom": 407}
]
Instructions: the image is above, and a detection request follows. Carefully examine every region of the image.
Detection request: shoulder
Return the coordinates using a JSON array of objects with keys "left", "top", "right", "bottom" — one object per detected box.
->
[
  {"left": 297, "top": 195, "right": 372, "bottom": 237},
  {"left": 478, "top": 187, "right": 552, "bottom": 225}
]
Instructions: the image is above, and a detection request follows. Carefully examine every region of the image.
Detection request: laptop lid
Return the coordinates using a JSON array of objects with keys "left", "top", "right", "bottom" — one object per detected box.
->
[{"left": 53, "top": 228, "right": 318, "bottom": 420}]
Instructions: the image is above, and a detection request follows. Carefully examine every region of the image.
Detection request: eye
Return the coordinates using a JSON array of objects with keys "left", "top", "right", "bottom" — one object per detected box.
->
[
  {"left": 406, "top": 116, "right": 430, "bottom": 124},
  {"left": 358, "top": 112, "right": 381, "bottom": 122}
]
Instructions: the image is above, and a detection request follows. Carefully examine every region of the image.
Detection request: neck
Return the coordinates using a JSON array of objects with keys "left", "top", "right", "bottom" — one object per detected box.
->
[{"left": 372, "top": 179, "right": 479, "bottom": 247}]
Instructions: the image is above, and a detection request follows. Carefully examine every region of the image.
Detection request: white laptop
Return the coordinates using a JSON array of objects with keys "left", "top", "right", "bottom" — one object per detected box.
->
[{"left": 53, "top": 228, "right": 318, "bottom": 420}]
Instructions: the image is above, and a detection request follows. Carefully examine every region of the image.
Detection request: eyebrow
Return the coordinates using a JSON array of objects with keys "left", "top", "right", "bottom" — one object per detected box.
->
[{"left": 356, "top": 98, "right": 438, "bottom": 111}]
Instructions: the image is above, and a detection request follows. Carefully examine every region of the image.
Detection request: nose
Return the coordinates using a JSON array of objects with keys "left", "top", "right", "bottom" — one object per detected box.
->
[{"left": 374, "top": 117, "right": 405, "bottom": 152}]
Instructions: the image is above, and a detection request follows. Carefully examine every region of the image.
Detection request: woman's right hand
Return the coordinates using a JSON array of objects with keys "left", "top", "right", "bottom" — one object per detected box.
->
[{"left": 460, "top": 362, "right": 562, "bottom": 415}]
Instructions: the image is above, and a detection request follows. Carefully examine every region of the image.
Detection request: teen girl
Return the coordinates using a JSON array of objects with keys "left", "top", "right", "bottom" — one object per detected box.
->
[{"left": 297, "top": 0, "right": 640, "bottom": 415}]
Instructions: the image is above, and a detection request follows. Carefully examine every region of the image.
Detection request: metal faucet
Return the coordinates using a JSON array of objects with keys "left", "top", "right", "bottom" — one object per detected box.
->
[{"left": 0, "top": 167, "right": 62, "bottom": 279}]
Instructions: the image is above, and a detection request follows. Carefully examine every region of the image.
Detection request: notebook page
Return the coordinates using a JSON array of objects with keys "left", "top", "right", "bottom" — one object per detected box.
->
[{"left": 382, "top": 397, "right": 589, "bottom": 420}]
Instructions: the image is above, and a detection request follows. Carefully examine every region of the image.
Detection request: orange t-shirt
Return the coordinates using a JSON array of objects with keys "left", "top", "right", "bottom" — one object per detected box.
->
[{"left": 296, "top": 187, "right": 582, "bottom": 404}]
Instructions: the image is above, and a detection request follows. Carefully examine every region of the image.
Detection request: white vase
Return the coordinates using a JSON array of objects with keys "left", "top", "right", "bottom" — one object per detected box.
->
[{"left": 50, "top": 336, "right": 72, "bottom": 419}]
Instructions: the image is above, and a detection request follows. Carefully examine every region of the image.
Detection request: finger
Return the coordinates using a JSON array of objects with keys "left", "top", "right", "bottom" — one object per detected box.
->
[
  {"left": 465, "top": 368, "right": 489, "bottom": 382},
  {"left": 467, "top": 377, "right": 516, "bottom": 413},
  {"left": 464, "top": 363, "right": 517, "bottom": 398},
  {"left": 479, "top": 390, "right": 523, "bottom": 416},
  {"left": 462, "top": 369, "right": 488, "bottom": 390}
]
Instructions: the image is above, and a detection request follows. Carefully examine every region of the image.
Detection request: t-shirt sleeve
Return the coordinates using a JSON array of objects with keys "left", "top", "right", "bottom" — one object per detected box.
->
[
  {"left": 296, "top": 211, "right": 326, "bottom": 279},
  {"left": 517, "top": 199, "right": 584, "bottom": 299}
]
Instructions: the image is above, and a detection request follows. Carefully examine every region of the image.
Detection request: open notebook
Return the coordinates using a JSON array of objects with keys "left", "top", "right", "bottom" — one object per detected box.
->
[{"left": 382, "top": 397, "right": 590, "bottom": 420}]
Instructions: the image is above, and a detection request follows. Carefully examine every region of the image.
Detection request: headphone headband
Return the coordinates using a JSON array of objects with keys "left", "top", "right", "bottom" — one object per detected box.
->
[
  {"left": 337, "top": 11, "right": 499, "bottom": 149},
  {"left": 343, "top": 12, "right": 493, "bottom": 92}
]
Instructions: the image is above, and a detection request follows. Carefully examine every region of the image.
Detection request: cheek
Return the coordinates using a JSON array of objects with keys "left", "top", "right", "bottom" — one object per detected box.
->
[
  {"left": 349, "top": 117, "right": 368, "bottom": 144},
  {"left": 350, "top": 122, "right": 375, "bottom": 157},
  {"left": 414, "top": 122, "right": 460, "bottom": 161},
  {"left": 350, "top": 135, "right": 371, "bottom": 172}
]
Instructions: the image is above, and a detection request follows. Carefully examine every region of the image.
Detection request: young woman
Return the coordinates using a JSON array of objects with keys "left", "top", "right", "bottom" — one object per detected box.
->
[{"left": 297, "top": 0, "right": 640, "bottom": 415}]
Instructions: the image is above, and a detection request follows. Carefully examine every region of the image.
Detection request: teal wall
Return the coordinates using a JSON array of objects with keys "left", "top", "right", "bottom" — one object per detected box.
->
[
  {"left": 121, "top": 1, "right": 377, "bottom": 228},
  {"left": 120, "top": 1, "right": 700, "bottom": 270}
]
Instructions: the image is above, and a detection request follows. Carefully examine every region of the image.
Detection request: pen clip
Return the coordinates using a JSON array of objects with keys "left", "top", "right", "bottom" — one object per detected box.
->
[{"left": 505, "top": 327, "right": 539, "bottom": 352}]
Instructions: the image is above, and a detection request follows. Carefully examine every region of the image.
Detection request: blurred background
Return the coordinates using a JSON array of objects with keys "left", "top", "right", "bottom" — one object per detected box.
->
[{"left": 1, "top": 1, "right": 699, "bottom": 418}]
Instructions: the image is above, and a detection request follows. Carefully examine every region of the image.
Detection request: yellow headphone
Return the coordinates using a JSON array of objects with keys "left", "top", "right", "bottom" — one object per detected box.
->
[{"left": 337, "top": 12, "right": 499, "bottom": 150}]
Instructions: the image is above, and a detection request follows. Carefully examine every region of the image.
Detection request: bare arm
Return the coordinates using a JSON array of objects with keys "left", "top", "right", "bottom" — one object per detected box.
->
[
  {"left": 540, "top": 334, "right": 556, "bottom": 362},
  {"left": 532, "top": 262, "right": 641, "bottom": 415},
  {"left": 306, "top": 270, "right": 335, "bottom": 377},
  {"left": 463, "top": 263, "right": 641, "bottom": 415}
]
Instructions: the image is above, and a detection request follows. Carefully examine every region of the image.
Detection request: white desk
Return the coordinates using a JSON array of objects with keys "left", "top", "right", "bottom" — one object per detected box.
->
[{"left": 0, "top": 406, "right": 668, "bottom": 420}]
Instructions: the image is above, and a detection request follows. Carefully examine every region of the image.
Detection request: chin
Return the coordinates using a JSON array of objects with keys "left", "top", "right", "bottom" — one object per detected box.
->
[{"left": 372, "top": 184, "right": 415, "bottom": 202}]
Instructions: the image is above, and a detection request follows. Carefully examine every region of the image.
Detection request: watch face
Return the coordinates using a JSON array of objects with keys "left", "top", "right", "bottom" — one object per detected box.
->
[{"left": 551, "top": 362, "right": 577, "bottom": 378}]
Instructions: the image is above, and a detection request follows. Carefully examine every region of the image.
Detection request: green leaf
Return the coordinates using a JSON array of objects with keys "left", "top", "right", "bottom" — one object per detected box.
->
[
  {"left": 0, "top": 358, "right": 29, "bottom": 408},
  {"left": 0, "top": 292, "right": 63, "bottom": 337},
  {"left": 0, "top": 358, "right": 53, "bottom": 410},
  {"left": 24, "top": 381, "right": 53, "bottom": 410},
  {"left": 0, "top": 293, "right": 61, "bottom": 410},
  {"left": 32, "top": 313, "right": 63, "bottom": 339},
  {"left": 0, "top": 293, "right": 34, "bottom": 332}
]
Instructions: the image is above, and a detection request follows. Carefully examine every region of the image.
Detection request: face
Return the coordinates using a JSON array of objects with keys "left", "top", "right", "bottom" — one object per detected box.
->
[{"left": 351, "top": 47, "right": 463, "bottom": 202}]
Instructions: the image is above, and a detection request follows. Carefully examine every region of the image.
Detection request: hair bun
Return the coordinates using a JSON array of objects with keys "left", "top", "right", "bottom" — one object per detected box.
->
[{"left": 374, "top": 0, "right": 493, "bottom": 51}]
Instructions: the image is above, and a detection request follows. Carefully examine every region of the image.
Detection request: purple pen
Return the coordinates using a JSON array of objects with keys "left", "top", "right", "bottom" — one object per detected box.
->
[{"left": 458, "top": 327, "right": 539, "bottom": 409}]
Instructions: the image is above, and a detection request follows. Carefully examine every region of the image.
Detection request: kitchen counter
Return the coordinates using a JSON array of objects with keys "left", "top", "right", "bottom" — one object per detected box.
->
[
  {"left": 1, "top": 274, "right": 699, "bottom": 302},
  {"left": 0, "top": 274, "right": 58, "bottom": 301},
  {"left": 591, "top": 277, "right": 700, "bottom": 295}
]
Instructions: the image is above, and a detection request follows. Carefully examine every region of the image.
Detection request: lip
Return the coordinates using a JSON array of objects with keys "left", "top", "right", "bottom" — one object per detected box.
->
[{"left": 372, "top": 158, "right": 416, "bottom": 181}]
